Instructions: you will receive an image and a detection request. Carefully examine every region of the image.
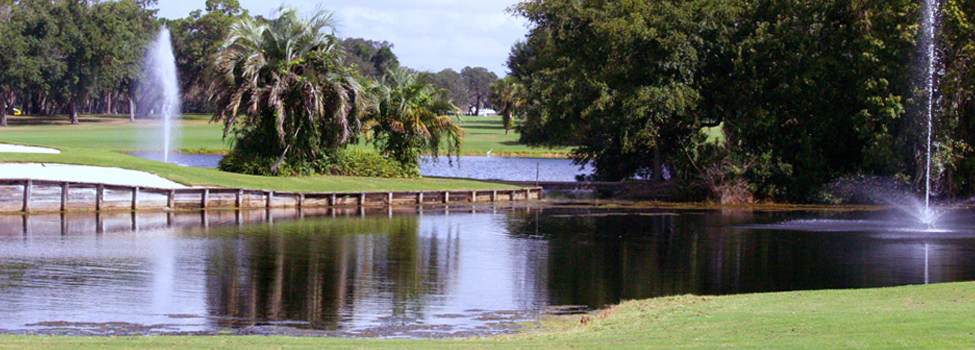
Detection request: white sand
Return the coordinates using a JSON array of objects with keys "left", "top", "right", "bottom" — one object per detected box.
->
[
  {"left": 0, "top": 163, "right": 187, "bottom": 189},
  {"left": 0, "top": 144, "right": 60, "bottom": 154}
]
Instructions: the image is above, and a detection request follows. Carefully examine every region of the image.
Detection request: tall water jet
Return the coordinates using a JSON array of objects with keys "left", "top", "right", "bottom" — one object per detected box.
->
[
  {"left": 145, "top": 28, "right": 180, "bottom": 163},
  {"left": 921, "top": 0, "right": 941, "bottom": 217}
]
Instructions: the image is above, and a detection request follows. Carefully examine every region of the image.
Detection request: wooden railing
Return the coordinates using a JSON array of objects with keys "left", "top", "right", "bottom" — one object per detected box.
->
[{"left": 0, "top": 179, "right": 543, "bottom": 213}]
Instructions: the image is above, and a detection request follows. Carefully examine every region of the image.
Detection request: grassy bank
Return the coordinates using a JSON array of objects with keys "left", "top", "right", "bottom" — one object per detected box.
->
[
  {"left": 0, "top": 282, "right": 972, "bottom": 349},
  {"left": 0, "top": 114, "right": 527, "bottom": 192},
  {"left": 0, "top": 145, "right": 517, "bottom": 192}
]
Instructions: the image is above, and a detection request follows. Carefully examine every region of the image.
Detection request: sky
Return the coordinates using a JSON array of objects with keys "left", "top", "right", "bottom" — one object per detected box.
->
[{"left": 155, "top": 0, "right": 529, "bottom": 76}]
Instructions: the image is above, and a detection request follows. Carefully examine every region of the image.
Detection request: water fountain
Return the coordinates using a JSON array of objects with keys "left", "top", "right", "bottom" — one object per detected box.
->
[
  {"left": 749, "top": 0, "right": 962, "bottom": 236},
  {"left": 144, "top": 27, "right": 180, "bottom": 163},
  {"left": 922, "top": 0, "right": 941, "bottom": 221}
]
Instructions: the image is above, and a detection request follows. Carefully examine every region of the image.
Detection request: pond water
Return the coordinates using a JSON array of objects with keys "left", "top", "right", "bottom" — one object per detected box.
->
[
  {"left": 130, "top": 154, "right": 591, "bottom": 182},
  {"left": 418, "top": 157, "right": 591, "bottom": 182},
  {"left": 2, "top": 205, "right": 975, "bottom": 337}
]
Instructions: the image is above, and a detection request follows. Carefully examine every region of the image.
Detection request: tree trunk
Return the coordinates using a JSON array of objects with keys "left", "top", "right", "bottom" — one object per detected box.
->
[
  {"left": 129, "top": 98, "right": 136, "bottom": 122},
  {"left": 70, "top": 102, "right": 79, "bottom": 125},
  {"left": 105, "top": 94, "right": 112, "bottom": 115},
  {"left": 38, "top": 94, "right": 47, "bottom": 116},
  {"left": 0, "top": 92, "right": 7, "bottom": 127},
  {"left": 653, "top": 137, "right": 663, "bottom": 182},
  {"left": 474, "top": 96, "right": 481, "bottom": 116}
]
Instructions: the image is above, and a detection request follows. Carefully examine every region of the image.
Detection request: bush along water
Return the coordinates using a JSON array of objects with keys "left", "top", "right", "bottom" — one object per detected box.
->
[{"left": 219, "top": 149, "right": 420, "bottom": 178}]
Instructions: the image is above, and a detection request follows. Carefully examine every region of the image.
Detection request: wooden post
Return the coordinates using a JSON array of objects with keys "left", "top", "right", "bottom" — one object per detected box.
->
[
  {"left": 387, "top": 192, "right": 393, "bottom": 206},
  {"left": 168, "top": 189, "right": 176, "bottom": 209},
  {"left": 417, "top": 192, "right": 424, "bottom": 205},
  {"left": 201, "top": 188, "right": 209, "bottom": 209},
  {"left": 444, "top": 191, "right": 450, "bottom": 204},
  {"left": 61, "top": 182, "right": 69, "bottom": 212},
  {"left": 509, "top": 190, "right": 516, "bottom": 201},
  {"left": 298, "top": 193, "right": 305, "bottom": 209},
  {"left": 330, "top": 193, "right": 337, "bottom": 207},
  {"left": 359, "top": 193, "right": 366, "bottom": 207},
  {"left": 22, "top": 180, "right": 31, "bottom": 212},
  {"left": 96, "top": 184, "right": 104, "bottom": 211},
  {"left": 235, "top": 189, "right": 243, "bottom": 208},
  {"left": 491, "top": 190, "right": 497, "bottom": 202},
  {"left": 132, "top": 187, "right": 139, "bottom": 210},
  {"left": 266, "top": 191, "right": 274, "bottom": 209},
  {"left": 96, "top": 213, "right": 104, "bottom": 234},
  {"left": 471, "top": 191, "right": 477, "bottom": 203}
]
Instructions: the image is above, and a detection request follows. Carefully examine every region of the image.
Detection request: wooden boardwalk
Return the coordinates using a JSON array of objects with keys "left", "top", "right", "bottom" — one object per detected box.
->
[{"left": 0, "top": 179, "right": 543, "bottom": 214}]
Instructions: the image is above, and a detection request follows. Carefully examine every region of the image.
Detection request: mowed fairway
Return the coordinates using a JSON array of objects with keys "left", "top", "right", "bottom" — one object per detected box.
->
[
  {"left": 0, "top": 114, "right": 531, "bottom": 192},
  {"left": 0, "top": 282, "right": 972, "bottom": 349},
  {"left": 0, "top": 114, "right": 570, "bottom": 156},
  {"left": 0, "top": 115, "right": 228, "bottom": 153}
]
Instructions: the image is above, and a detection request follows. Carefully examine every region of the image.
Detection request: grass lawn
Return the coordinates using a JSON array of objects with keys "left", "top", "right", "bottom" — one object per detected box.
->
[
  {"left": 703, "top": 122, "right": 725, "bottom": 144},
  {"left": 0, "top": 282, "right": 972, "bottom": 349},
  {"left": 0, "top": 114, "right": 525, "bottom": 192},
  {"left": 436, "top": 115, "right": 572, "bottom": 157},
  {"left": 0, "top": 114, "right": 570, "bottom": 156}
]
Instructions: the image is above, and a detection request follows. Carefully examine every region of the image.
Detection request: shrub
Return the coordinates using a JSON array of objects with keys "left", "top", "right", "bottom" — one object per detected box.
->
[{"left": 218, "top": 149, "right": 419, "bottom": 178}]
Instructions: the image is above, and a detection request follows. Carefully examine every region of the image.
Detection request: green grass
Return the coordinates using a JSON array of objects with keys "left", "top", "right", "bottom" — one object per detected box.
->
[
  {"left": 703, "top": 122, "right": 726, "bottom": 144},
  {"left": 0, "top": 114, "right": 570, "bottom": 156},
  {"left": 0, "top": 114, "right": 523, "bottom": 192},
  {"left": 446, "top": 115, "right": 572, "bottom": 157},
  {"left": 1, "top": 282, "right": 972, "bottom": 349}
]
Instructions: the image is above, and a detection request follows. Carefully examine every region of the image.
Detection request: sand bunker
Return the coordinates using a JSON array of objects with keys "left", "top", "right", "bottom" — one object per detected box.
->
[
  {"left": 0, "top": 144, "right": 60, "bottom": 154},
  {"left": 0, "top": 163, "right": 187, "bottom": 189}
]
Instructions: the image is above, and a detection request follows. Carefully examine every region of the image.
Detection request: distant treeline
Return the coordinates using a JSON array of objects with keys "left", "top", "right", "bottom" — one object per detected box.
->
[
  {"left": 504, "top": 0, "right": 975, "bottom": 201},
  {"left": 0, "top": 0, "right": 501, "bottom": 124}
]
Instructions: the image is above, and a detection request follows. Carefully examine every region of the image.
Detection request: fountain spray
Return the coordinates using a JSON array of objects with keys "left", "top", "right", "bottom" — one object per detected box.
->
[
  {"left": 146, "top": 28, "right": 180, "bottom": 163},
  {"left": 921, "top": 0, "right": 941, "bottom": 220}
]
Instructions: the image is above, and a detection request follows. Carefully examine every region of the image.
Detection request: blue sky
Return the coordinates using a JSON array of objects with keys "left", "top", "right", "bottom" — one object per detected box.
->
[{"left": 155, "top": 0, "right": 528, "bottom": 76}]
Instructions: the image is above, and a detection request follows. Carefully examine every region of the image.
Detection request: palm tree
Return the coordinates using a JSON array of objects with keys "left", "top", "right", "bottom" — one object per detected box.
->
[
  {"left": 489, "top": 76, "right": 524, "bottom": 134},
  {"left": 365, "top": 68, "right": 463, "bottom": 169},
  {"left": 207, "top": 7, "right": 366, "bottom": 173}
]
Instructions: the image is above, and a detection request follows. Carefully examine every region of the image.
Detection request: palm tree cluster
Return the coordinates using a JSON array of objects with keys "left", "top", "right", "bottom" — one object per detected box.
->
[
  {"left": 207, "top": 7, "right": 462, "bottom": 175},
  {"left": 365, "top": 68, "right": 462, "bottom": 169}
]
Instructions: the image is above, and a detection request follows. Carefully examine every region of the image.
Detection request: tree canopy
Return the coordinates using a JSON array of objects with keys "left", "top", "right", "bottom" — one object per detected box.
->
[
  {"left": 0, "top": 0, "right": 157, "bottom": 124},
  {"left": 460, "top": 66, "right": 498, "bottom": 115},
  {"left": 509, "top": 0, "right": 741, "bottom": 181},
  {"left": 508, "top": 0, "right": 975, "bottom": 201}
]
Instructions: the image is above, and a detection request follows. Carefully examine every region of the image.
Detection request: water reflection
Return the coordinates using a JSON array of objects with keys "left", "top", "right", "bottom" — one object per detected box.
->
[
  {"left": 506, "top": 208, "right": 975, "bottom": 308},
  {"left": 0, "top": 206, "right": 974, "bottom": 336}
]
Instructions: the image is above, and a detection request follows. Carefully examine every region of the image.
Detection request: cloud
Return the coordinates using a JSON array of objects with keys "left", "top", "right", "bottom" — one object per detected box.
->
[{"left": 157, "top": 0, "right": 527, "bottom": 75}]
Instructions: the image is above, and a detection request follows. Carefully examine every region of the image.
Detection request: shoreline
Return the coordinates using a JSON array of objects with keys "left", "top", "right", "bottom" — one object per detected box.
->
[{"left": 0, "top": 281, "right": 969, "bottom": 347}]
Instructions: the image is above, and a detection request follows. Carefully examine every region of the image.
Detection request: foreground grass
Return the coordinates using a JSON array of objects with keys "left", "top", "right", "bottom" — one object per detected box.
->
[{"left": 0, "top": 282, "right": 972, "bottom": 349}]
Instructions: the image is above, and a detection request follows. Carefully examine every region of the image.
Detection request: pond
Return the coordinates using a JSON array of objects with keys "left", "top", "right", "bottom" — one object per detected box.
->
[
  {"left": 131, "top": 153, "right": 591, "bottom": 182},
  {"left": 1, "top": 204, "right": 974, "bottom": 337}
]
